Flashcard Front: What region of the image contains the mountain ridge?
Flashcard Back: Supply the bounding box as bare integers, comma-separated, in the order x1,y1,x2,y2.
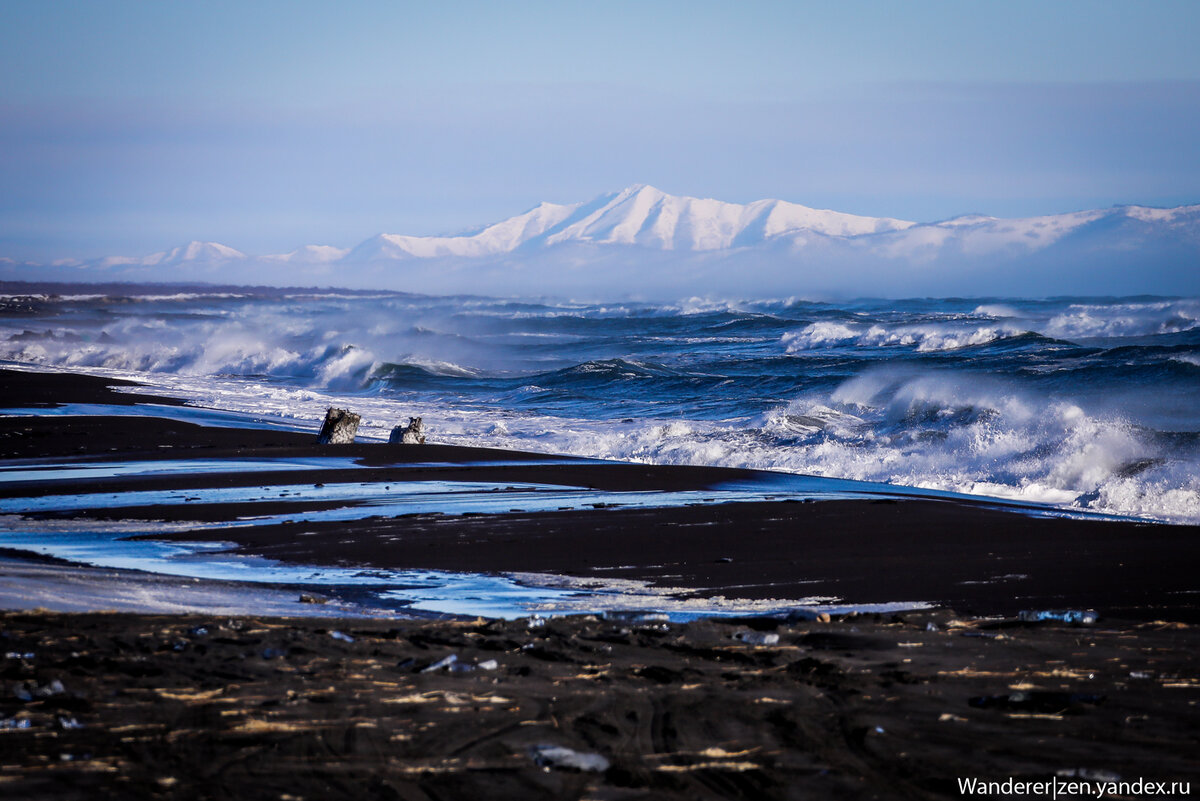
5,186,1198,298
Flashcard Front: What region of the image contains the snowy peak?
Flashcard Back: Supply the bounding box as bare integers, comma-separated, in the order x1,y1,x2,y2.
143,241,246,266
16,190,1199,280
542,185,915,251
341,186,919,261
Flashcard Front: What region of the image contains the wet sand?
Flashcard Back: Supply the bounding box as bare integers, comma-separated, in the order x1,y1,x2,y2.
0,553,407,619
1,367,1198,797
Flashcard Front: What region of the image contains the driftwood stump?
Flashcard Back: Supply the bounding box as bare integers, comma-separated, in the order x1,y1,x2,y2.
316,407,360,444
389,416,425,445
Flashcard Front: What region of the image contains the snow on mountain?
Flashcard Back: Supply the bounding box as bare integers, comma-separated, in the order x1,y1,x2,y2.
264,244,349,263
541,184,914,250
4,190,1197,298
44,190,1199,271
869,204,1200,262
869,208,1110,261
141,241,246,266
346,200,582,260
342,185,916,261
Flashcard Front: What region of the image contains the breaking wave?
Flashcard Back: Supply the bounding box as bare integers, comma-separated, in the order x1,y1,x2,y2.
2,288,1198,523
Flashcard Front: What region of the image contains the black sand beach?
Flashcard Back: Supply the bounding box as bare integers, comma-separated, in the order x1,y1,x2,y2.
1,367,1197,798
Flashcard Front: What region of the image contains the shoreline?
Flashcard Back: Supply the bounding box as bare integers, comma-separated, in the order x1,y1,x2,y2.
2,366,1199,621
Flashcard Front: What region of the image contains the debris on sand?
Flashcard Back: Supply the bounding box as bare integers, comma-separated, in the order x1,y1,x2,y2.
530,744,611,773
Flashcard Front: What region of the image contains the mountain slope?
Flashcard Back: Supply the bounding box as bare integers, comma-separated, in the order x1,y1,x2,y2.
344,185,916,260
144,241,246,266
540,184,914,250
346,200,584,260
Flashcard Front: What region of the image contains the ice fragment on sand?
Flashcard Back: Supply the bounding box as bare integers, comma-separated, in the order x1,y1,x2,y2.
735,631,780,646
530,744,610,772
602,610,669,623
329,631,354,643
477,659,499,671
316,407,360,445
1018,609,1098,625
421,654,458,673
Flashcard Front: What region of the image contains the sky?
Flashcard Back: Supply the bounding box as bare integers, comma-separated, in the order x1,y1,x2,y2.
2,0,1200,261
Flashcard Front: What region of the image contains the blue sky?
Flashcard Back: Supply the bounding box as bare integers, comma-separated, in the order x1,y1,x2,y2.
3,0,1200,260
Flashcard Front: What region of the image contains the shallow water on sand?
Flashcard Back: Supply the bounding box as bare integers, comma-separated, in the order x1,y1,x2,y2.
0,517,928,620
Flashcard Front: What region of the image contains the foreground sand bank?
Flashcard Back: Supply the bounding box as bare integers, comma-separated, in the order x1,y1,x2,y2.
1,609,1197,799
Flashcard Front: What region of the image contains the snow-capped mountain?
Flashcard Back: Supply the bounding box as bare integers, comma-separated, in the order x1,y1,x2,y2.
867,204,1200,262
337,185,1198,267
345,184,916,260
4,187,1198,297
85,241,247,270
143,241,246,266
346,200,580,260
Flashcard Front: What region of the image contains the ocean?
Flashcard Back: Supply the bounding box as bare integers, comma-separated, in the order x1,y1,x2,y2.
3,287,1198,525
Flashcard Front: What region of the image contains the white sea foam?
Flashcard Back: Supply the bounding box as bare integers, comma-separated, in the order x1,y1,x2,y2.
781,322,858,349
781,300,1200,355
782,321,1025,353
1043,299,1200,339
972,304,1021,318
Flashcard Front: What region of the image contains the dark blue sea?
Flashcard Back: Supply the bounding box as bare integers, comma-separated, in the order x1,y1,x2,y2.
3,288,1198,523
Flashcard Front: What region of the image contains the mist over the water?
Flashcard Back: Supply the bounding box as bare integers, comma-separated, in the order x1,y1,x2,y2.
3,288,1198,523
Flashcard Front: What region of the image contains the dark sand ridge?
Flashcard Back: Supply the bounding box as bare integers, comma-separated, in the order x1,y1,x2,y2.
1,367,1198,798
1,368,1198,621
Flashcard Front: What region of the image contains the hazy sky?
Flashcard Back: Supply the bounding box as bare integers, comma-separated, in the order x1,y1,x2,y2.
3,0,1200,260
